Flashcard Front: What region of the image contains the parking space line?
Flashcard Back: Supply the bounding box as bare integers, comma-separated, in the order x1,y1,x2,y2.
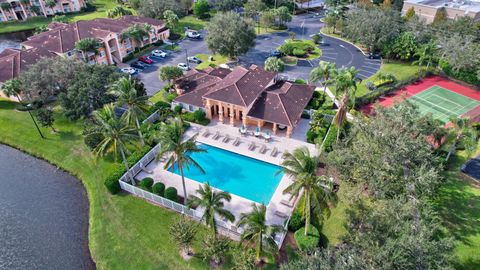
358,71,377,78
360,65,380,72
320,55,337,60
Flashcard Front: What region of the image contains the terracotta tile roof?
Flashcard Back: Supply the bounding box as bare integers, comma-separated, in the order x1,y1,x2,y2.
174,68,231,107
203,65,275,107
174,66,315,127
248,82,315,127
0,47,56,83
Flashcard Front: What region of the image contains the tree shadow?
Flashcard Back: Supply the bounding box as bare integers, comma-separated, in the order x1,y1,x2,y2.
0,100,18,110
57,130,80,141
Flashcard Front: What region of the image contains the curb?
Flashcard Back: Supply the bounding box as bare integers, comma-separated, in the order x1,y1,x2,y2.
319,28,368,56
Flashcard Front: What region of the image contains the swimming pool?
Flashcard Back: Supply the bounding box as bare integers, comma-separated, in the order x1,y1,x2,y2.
170,144,284,204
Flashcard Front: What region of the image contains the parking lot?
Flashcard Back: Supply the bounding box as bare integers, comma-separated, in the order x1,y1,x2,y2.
130,13,381,96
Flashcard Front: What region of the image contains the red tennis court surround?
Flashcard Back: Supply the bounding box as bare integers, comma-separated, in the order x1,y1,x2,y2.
361,76,480,114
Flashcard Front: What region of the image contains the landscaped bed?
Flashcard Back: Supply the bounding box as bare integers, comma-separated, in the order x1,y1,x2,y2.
194,54,229,70
277,39,321,60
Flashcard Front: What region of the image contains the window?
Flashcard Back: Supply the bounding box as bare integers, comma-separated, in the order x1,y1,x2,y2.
188,105,194,111
99,51,105,57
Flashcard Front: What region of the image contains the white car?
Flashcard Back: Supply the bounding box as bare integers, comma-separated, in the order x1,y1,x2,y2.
151,49,167,58
120,67,138,75
187,56,202,64
185,30,201,39
177,63,190,71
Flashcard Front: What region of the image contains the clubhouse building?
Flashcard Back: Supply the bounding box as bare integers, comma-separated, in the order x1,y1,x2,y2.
172,65,316,137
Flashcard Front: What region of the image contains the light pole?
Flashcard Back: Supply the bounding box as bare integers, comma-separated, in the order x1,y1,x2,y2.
185,49,189,69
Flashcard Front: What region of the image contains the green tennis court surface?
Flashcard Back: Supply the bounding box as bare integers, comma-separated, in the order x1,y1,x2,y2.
408,85,480,123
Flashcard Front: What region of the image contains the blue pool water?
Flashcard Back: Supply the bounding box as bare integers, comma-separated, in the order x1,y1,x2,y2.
170,144,284,204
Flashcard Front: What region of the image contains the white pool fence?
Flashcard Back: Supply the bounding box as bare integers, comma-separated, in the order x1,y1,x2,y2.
117,144,290,248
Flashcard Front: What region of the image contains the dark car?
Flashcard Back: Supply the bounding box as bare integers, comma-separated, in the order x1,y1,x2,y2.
138,56,154,64
270,50,282,58
368,52,381,59
130,61,145,70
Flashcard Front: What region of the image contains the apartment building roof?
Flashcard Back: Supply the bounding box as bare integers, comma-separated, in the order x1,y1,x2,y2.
405,0,480,13
23,16,166,54
0,47,56,83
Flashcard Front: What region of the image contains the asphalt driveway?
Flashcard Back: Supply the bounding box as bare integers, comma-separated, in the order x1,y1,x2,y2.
136,13,380,95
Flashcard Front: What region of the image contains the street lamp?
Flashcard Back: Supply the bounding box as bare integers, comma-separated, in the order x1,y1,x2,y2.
185,49,189,69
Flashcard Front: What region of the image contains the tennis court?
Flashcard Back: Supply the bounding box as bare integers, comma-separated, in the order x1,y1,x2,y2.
408,85,480,123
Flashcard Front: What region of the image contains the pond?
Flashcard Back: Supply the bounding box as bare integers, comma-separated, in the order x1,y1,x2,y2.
0,144,95,269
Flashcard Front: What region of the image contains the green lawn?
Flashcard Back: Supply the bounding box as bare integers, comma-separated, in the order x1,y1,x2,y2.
0,98,233,269
195,54,229,70
435,150,480,270
329,61,419,97
171,15,209,39
0,0,125,34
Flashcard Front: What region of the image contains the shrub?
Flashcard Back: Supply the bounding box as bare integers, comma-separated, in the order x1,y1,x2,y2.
152,182,166,196
366,81,376,91
104,146,153,194
322,125,337,152
165,187,178,202
294,226,320,251
83,132,103,151
139,177,154,191
294,78,307,84
288,208,305,231
174,104,183,114
311,34,322,44
192,109,207,122
165,93,177,103
292,48,306,57
278,42,295,55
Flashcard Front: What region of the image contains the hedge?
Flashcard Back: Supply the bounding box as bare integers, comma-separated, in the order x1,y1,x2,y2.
103,146,153,194
139,177,154,191
165,187,178,202
322,125,337,152
294,226,320,251
152,182,165,196
288,208,305,231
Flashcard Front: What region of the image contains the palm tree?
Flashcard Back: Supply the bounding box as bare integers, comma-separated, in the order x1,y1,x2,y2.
1,79,44,139
121,24,150,48
109,77,150,146
187,183,235,235
92,104,139,184
237,204,283,262
280,147,336,235
310,61,337,97
107,5,132,18
413,42,438,72
44,0,56,15
331,68,357,143
75,38,101,63
157,117,206,205
445,117,476,162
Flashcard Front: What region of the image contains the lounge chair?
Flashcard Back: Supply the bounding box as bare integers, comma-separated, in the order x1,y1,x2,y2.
212,131,220,140
274,210,288,219
232,137,240,146
222,134,231,143
280,198,295,207
202,129,211,137
259,144,267,154
248,142,256,151
270,147,278,157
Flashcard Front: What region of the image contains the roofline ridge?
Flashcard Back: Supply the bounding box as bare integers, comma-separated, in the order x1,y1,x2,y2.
277,93,293,126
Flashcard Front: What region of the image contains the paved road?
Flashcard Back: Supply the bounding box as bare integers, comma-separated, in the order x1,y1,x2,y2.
137,13,380,95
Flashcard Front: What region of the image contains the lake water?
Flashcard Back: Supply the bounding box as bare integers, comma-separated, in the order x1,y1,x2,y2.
0,30,33,53
0,144,95,269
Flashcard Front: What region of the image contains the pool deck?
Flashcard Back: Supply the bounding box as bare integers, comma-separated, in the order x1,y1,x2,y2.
136,120,317,227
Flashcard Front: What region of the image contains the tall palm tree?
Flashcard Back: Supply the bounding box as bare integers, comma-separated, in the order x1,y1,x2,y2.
92,104,139,184
1,79,45,139
280,147,336,235
75,38,101,63
157,117,206,205
238,204,283,262
331,68,357,143
187,183,235,235
310,61,337,98
109,77,150,146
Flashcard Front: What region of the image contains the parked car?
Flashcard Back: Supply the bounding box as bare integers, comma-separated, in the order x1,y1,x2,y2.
138,56,154,64
177,63,190,71
130,61,146,70
120,67,138,75
151,49,167,58
269,50,282,58
185,29,201,39
187,56,202,64
368,52,381,59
